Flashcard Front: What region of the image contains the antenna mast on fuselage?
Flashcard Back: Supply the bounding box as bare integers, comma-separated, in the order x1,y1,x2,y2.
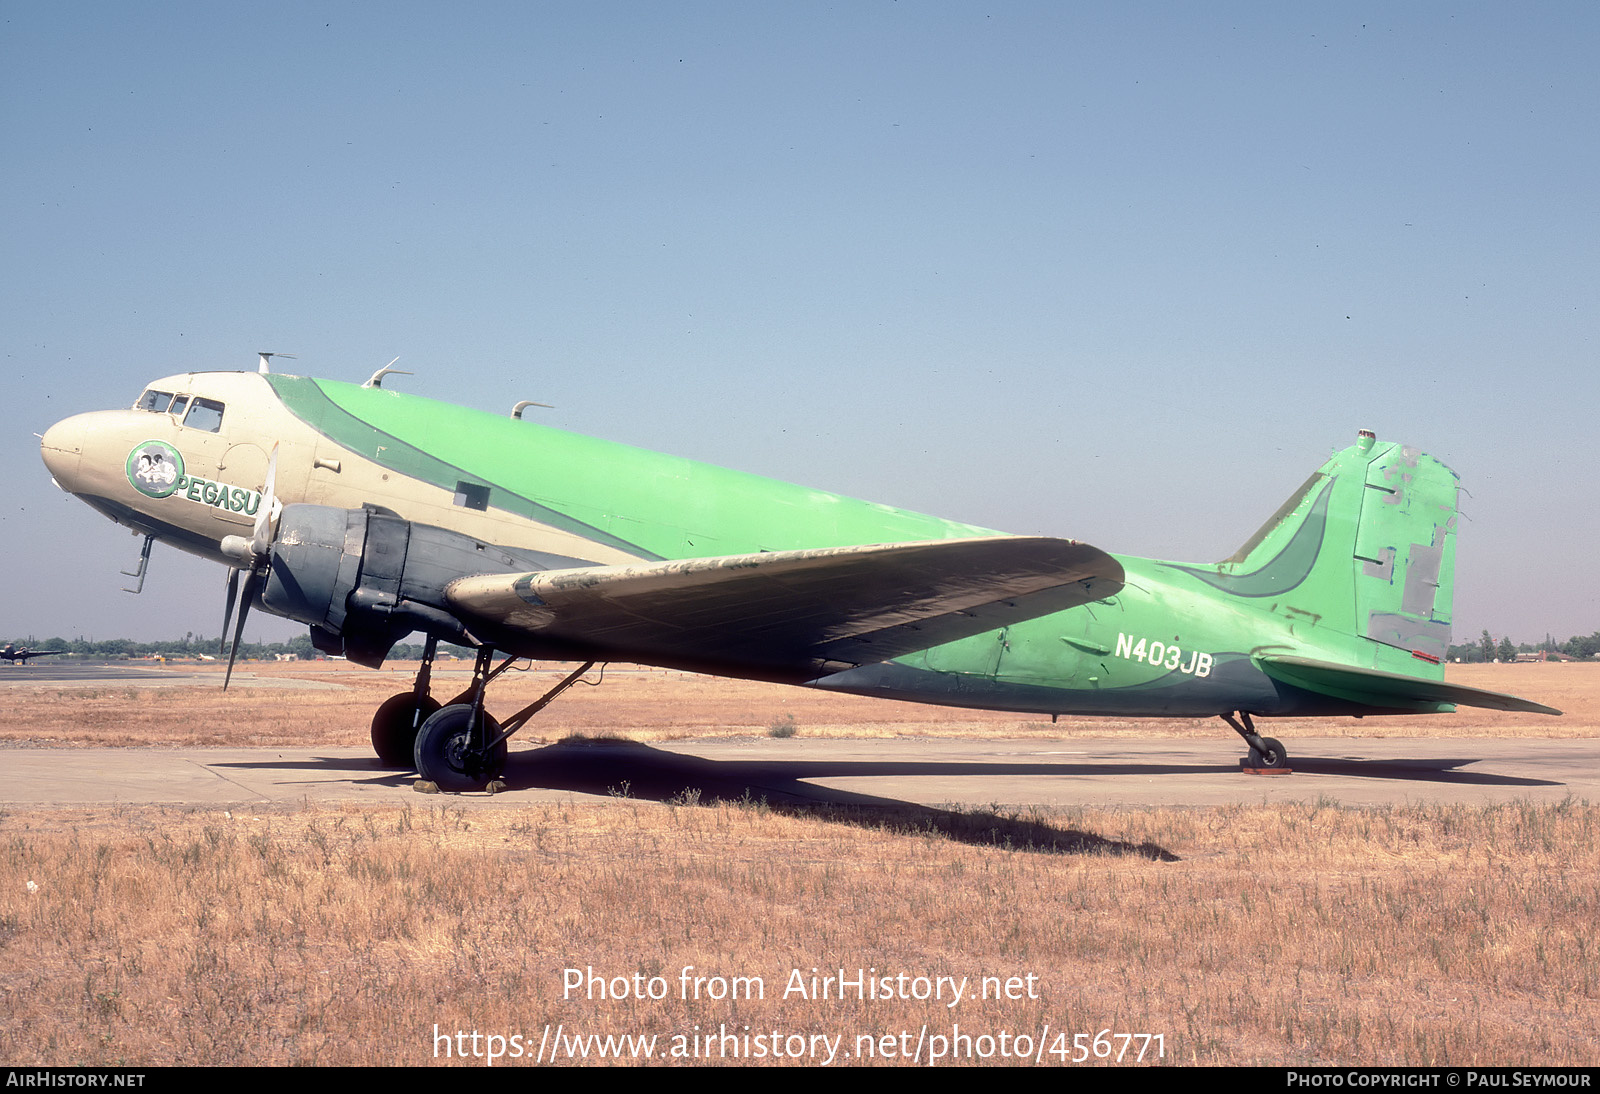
257,352,297,374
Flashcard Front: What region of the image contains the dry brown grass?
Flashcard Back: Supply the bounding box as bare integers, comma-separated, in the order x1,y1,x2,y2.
0,798,1595,1066
1,662,1593,1066
2,660,1593,749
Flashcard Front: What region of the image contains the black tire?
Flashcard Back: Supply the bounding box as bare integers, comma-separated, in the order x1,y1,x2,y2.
1255,737,1289,768
370,692,441,767
414,704,507,792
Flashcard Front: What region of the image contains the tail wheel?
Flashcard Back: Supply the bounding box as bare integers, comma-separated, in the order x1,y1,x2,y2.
1252,737,1289,769
414,704,507,792
370,693,442,767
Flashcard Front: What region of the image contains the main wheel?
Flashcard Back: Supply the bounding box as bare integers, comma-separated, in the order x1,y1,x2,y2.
1253,736,1289,769
370,693,442,767
414,704,507,792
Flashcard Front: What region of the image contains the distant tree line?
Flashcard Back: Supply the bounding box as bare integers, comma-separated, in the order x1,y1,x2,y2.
9,630,1598,665
1,633,474,662
1447,630,1600,663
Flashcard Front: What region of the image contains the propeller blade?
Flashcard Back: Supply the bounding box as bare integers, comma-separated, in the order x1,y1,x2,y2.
223,570,261,691
250,444,280,558
220,568,240,656
226,447,279,690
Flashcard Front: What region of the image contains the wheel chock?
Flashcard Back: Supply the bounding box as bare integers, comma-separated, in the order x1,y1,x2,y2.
1240,758,1294,775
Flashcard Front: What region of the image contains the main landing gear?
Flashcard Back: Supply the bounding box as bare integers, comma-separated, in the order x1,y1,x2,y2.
370,636,442,765
370,640,597,793
1221,711,1291,774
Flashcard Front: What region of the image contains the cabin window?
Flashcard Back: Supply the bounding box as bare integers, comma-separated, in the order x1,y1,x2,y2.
135,389,175,412
453,481,490,511
183,397,225,433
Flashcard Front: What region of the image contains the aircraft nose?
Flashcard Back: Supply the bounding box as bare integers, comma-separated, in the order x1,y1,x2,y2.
39,414,87,489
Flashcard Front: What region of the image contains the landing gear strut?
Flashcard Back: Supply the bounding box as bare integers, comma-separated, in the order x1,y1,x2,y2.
410,647,598,793
370,635,442,766
1221,711,1290,772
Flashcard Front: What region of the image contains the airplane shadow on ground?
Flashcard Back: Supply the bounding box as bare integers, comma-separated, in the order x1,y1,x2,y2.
217,740,1177,860
1281,755,1560,784
510,739,1178,860
215,739,1557,861
501,738,1559,792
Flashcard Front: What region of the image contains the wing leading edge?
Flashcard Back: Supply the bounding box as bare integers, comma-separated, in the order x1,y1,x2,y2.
445,537,1125,679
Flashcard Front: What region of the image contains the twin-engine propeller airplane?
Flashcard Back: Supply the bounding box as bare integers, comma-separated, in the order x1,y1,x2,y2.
2,643,68,664
38,358,1558,791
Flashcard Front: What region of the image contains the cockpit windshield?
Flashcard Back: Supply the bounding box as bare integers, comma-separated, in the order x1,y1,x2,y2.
135,389,175,412
133,388,226,431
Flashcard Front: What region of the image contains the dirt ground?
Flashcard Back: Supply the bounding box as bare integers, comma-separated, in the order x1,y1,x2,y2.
1,658,1590,749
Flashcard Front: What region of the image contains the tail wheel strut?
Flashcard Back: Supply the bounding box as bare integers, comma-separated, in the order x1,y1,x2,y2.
1221,711,1290,772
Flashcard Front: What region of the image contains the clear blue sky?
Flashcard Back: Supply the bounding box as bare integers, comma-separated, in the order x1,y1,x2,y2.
3,2,1595,647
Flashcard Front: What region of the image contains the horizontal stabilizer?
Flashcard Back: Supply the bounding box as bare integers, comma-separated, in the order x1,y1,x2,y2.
1258,654,1563,715
446,537,1124,677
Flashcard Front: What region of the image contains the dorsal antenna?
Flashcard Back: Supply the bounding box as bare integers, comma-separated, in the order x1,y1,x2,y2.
512,399,555,419
364,357,414,389
257,352,297,374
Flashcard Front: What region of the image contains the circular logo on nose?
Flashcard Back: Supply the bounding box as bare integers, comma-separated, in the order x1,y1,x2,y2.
126,440,185,499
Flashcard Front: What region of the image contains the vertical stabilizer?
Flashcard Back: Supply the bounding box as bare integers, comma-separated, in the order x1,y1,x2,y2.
1169,431,1458,678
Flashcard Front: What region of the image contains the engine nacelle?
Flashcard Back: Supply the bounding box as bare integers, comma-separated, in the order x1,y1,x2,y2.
260,504,583,667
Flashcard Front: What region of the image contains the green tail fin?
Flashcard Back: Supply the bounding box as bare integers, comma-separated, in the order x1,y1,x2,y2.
1161,433,1557,714
1173,431,1458,673
1248,436,1559,715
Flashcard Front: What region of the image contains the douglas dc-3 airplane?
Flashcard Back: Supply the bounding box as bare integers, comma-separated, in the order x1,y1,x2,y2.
38,358,1559,791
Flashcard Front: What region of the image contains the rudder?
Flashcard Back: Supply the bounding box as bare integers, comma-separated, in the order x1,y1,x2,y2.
1350,433,1458,668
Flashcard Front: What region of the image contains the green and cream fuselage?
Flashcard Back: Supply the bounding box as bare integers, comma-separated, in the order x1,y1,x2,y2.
40,369,1552,724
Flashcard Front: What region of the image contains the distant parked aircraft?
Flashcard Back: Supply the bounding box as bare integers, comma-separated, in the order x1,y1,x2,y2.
2,643,68,664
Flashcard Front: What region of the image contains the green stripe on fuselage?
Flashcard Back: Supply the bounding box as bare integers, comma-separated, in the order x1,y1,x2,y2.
264,374,999,560
265,374,658,558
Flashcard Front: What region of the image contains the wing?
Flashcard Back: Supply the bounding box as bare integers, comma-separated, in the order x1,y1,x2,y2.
445,536,1124,679
1257,654,1563,715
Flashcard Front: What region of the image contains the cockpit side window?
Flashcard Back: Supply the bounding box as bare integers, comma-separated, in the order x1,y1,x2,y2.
183,397,225,433
168,395,190,419
135,389,175,412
